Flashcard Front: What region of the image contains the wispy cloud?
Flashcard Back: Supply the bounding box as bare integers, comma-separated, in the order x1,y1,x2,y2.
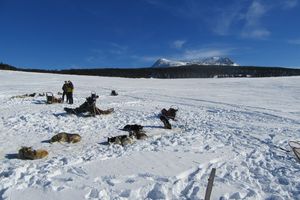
282,0,298,8
212,1,244,36
85,49,107,63
145,0,297,40
214,0,298,39
245,1,266,27
144,0,204,19
288,39,300,45
181,47,233,60
109,43,128,55
86,42,129,63
131,55,160,62
241,29,270,39
240,1,271,39
171,40,186,49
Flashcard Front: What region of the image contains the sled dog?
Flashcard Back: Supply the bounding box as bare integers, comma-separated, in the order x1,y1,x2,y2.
50,132,81,143
18,146,48,160
161,108,178,120
107,135,135,146
129,130,148,140
160,115,172,129
123,124,143,132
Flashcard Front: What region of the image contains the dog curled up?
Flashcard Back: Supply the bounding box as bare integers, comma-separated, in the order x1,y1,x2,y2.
107,135,135,146
50,132,81,143
18,146,48,160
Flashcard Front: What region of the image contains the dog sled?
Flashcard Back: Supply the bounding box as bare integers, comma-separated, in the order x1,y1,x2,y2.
46,92,63,104
289,141,300,162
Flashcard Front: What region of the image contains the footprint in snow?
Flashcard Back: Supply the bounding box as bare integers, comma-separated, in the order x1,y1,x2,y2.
85,188,99,199
67,167,87,177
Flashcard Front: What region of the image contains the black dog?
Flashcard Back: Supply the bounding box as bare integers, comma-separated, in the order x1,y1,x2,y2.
161,108,178,120
160,115,172,129
122,124,143,132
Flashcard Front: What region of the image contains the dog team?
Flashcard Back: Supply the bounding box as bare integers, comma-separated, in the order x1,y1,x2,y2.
13,81,178,160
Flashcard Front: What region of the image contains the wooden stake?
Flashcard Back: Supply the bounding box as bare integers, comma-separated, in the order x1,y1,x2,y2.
204,168,216,200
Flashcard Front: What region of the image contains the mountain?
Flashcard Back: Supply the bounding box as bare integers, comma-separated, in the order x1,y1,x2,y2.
152,57,239,68
151,58,188,68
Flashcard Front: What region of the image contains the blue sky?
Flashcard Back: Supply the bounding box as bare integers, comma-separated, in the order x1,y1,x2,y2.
0,0,300,69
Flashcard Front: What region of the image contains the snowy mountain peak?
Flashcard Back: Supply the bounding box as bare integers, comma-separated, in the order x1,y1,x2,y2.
152,57,239,68
152,58,187,68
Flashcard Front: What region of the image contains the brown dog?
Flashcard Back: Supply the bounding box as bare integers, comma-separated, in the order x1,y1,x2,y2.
50,132,81,143
129,130,148,140
18,147,48,160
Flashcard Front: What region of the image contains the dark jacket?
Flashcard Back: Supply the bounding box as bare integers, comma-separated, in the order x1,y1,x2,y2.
62,84,68,92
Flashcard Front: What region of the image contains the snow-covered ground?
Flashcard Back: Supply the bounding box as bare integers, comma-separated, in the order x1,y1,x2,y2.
0,70,300,200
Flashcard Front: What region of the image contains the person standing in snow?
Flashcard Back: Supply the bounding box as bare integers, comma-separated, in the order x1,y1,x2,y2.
67,80,74,104
62,81,68,102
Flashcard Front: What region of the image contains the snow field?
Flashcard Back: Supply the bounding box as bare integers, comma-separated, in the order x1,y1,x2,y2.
0,70,300,200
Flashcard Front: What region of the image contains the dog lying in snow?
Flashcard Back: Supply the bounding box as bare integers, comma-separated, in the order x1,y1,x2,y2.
122,124,147,140
18,146,48,160
129,130,148,140
107,135,135,146
10,93,36,99
122,124,143,132
50,132,81,143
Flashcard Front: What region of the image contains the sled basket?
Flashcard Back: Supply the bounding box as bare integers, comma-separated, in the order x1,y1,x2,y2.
46,92,54,104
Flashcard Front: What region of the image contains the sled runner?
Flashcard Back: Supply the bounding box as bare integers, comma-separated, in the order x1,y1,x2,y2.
293,148,300,161
289,141,300,161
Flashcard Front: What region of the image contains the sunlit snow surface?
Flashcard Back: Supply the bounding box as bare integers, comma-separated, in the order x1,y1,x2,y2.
0,70,300,200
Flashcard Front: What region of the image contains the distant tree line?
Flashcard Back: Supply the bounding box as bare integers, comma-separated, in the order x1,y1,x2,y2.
58,65,300,78
0,63,17,70
1,62,300,78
